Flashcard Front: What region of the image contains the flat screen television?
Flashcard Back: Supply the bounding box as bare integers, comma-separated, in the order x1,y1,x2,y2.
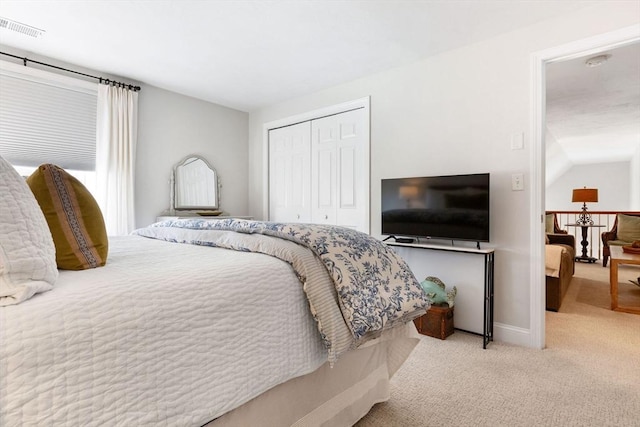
381,173,490,242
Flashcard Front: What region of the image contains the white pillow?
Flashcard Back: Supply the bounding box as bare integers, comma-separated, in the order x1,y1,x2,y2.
0,156,58,305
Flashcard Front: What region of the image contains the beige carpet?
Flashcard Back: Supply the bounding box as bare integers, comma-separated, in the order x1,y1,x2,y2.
576,280,640,310
356,261,640,427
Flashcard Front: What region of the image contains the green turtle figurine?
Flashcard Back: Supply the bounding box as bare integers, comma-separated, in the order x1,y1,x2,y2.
420,276,457,307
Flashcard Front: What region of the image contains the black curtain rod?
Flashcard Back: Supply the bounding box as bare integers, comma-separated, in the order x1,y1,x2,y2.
0,51,141,91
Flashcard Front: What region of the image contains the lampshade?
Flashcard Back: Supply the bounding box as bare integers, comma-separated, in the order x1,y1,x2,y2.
399,185,419,199
572,188,598,203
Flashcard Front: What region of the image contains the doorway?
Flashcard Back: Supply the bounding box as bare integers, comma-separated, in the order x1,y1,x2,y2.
530,25,640,349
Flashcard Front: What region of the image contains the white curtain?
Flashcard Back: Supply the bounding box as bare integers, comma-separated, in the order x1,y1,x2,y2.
96,85,138,236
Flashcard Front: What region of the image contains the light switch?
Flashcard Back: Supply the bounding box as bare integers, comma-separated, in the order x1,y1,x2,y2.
511,133,524,150
512,173,524,191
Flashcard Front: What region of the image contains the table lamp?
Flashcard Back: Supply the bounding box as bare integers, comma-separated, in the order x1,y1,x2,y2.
399,185,419,208
572,187,598,225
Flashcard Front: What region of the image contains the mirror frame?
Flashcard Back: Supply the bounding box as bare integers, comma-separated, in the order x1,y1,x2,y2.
172,155,219,210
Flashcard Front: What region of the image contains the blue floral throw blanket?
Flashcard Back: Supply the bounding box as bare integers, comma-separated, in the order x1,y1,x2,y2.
134,219,428,359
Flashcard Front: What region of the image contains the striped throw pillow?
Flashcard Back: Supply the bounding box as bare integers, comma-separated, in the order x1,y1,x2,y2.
27,164,108,270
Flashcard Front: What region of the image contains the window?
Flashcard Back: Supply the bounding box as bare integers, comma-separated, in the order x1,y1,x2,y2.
11,165,96,193
0,60,98,193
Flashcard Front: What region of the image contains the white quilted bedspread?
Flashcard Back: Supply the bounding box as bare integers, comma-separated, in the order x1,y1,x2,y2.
0,236,326,426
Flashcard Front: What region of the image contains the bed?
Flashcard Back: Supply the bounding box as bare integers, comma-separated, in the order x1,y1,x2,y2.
0,158,428,426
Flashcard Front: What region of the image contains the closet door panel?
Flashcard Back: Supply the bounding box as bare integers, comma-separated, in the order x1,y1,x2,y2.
268,104,368,232
290,152,307,210
317,150,334,208
268,122,311,223
271,155,287,210
339,145,356,209
311,109,367,230
311,116,338,225
336,110,363,230
335,109,368,231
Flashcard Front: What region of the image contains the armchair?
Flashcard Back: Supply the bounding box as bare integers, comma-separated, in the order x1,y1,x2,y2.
545,213,567,234
602,213,640,267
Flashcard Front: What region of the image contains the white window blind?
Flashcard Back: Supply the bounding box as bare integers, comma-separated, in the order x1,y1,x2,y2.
0,60,98,171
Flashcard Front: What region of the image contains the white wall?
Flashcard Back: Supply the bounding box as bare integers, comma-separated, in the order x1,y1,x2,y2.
136,87,248,227
545,130,572,186
546,162,631,212
247,3,640,341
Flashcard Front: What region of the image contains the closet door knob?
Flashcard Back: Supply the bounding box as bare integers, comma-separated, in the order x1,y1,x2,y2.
297,214,300,219
324,215,328,220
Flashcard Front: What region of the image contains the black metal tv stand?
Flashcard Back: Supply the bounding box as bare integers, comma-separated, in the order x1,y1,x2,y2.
384,236,483,250
385,241,495,349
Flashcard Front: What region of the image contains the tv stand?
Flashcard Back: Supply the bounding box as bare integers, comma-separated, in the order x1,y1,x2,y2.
385,241,494,349
418,238,481,250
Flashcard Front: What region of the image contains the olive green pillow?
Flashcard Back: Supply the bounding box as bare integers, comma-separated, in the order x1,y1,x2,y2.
27,164,108,270
545,214,555,234
617,214,640,243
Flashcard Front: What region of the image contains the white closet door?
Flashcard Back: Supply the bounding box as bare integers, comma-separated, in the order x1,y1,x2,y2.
268,122,311,223
311,108,367,232
311,116,336,226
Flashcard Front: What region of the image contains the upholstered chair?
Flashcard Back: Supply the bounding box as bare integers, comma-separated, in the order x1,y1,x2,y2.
545,213,567,234
602,213,640,267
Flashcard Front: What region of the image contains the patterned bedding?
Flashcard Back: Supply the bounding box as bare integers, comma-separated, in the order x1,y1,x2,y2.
0,236,327,426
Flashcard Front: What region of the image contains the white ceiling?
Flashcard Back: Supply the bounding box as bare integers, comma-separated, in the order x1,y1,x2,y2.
545,42,640,179
1,0,637,172
1,0,596,112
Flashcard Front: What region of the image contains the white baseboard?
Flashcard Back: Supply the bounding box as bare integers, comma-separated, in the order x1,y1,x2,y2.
493,322,533,348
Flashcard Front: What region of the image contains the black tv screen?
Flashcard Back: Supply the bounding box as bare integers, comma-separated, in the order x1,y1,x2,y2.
381,173,490,242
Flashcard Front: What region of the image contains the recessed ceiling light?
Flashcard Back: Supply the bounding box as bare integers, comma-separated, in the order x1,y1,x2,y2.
0,17,45,38
584,54,611,68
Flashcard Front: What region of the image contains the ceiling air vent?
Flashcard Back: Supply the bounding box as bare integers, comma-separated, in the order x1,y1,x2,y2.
0,17,45,38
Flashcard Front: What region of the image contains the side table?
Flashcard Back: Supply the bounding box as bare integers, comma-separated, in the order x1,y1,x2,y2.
386,241,494,349
565,223,606,263
609,246,640,314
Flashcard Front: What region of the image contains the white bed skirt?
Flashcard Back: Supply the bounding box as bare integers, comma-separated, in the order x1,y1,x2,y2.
207,322,420,427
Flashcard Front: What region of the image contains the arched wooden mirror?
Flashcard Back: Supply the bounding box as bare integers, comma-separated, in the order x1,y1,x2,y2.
173,155,219,210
